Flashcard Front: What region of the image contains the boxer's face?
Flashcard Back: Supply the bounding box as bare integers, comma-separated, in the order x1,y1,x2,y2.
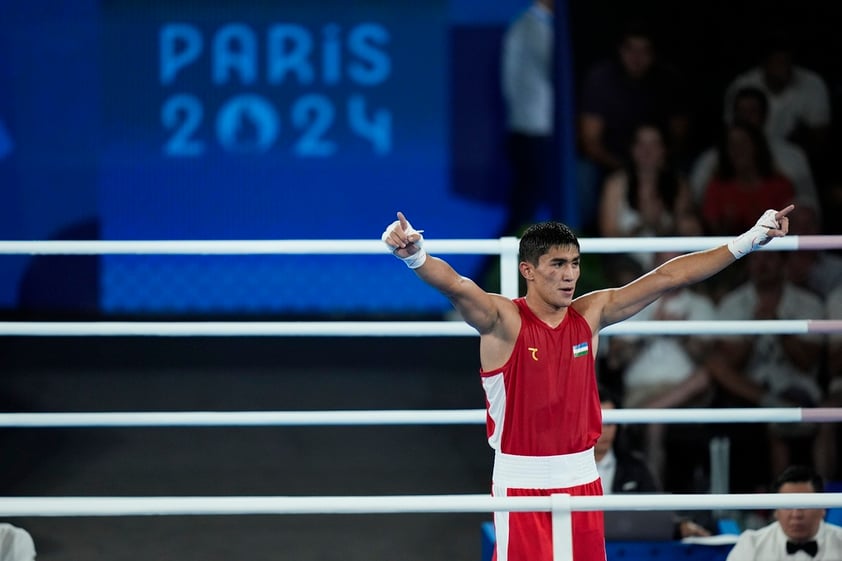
523,245,581,309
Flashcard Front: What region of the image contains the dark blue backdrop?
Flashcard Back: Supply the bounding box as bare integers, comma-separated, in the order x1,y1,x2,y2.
0,0,571,316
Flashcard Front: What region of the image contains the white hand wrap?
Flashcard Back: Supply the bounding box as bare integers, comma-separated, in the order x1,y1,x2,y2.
727,209,780,259
399,247,427,269
381,224,427,269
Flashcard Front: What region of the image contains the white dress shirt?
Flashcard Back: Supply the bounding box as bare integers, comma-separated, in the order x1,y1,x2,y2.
723,66,831,142
716,282,824,403
726,520,842,561
595,449,617,494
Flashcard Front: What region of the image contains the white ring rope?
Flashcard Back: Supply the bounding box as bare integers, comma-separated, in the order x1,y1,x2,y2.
1,319,840,337
0,493,840,518
1,407,841,428
0,235,839,255
3,235,840,538
0,409,484,428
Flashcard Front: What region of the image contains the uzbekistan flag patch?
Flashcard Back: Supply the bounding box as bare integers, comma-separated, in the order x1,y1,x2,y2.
572,342,589,357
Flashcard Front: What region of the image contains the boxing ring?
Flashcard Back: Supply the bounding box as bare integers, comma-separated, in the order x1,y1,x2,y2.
2,234,842,560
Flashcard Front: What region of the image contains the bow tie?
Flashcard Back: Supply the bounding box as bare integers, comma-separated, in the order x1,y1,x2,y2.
787,540,818,556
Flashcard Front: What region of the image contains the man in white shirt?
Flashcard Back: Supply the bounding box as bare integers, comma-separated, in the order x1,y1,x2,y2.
723,36,830,144
595,384,711,538
502,0,553,141
707,249,825,483
784,205,842,299
814,286,842,483
726,465,842,560
498,0,556,237
722,33,830,168
605,251,717,485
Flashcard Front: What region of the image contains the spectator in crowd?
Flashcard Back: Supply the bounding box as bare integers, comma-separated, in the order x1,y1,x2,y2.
705,250,824,484
603,250,716,485
784,205,842,300
723,31,832,176
598,122,699,272
821,175,842,235
499,0,555,238
690,86,819,212
596,383,660,494
814,284,842,481
596,384,712,538
479,0,555,290
702,121,796,236
726,465,842,561
577,18,690,234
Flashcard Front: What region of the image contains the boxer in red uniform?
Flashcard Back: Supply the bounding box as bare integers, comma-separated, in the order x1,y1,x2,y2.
382,206,793,561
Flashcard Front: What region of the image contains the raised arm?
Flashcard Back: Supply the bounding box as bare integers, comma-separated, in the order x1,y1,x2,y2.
577,205,794,329
381,212,506,334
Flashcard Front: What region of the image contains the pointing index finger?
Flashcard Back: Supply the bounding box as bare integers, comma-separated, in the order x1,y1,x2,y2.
397,211,409,231
775,204,795,222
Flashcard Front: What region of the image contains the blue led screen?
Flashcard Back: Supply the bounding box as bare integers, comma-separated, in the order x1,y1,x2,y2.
0,0,535,316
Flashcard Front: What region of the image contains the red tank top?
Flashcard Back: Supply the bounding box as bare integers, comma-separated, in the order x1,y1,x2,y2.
480,298,602,456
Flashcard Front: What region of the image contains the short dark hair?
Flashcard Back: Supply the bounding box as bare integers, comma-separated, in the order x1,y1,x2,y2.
518,221,580,265
760,30,796,60
773,465,824,493
618,18,656,46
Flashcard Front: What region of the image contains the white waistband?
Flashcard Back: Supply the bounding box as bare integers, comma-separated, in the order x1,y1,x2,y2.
493,448,598,489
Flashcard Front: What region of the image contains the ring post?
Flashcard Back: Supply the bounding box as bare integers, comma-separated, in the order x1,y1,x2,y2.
500,236,520,299
550,493,573,561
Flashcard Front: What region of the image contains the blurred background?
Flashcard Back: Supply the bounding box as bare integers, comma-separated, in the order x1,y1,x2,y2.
1,0,841,559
